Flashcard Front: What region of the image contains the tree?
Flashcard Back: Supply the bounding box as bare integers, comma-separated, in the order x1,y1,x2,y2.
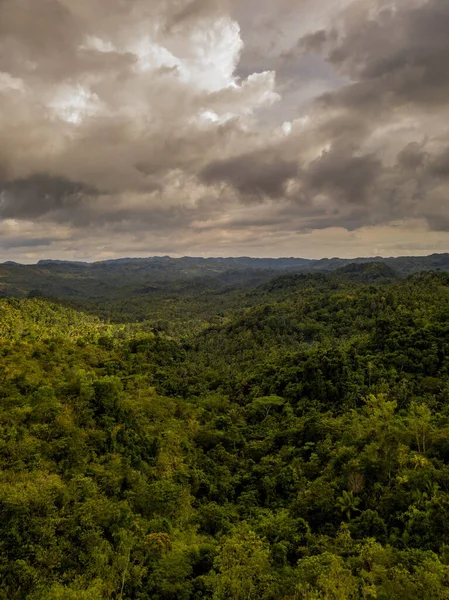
336,491,361,521
296,552,358,599
208,523,272,600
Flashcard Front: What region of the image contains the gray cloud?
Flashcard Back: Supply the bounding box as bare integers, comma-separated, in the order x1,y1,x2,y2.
201,148,298,198
304,149,381,205
396,142,428,172
328,0,449,106
0,175,96,219
286,0,449,232
0,0,449,260
429,148,449,179
0,236,54,249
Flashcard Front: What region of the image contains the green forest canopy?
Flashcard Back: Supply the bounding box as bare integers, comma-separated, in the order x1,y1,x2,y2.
1,267,449,598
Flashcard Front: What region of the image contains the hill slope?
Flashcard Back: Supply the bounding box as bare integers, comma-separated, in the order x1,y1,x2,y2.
0,253,448,302
1,272,449,598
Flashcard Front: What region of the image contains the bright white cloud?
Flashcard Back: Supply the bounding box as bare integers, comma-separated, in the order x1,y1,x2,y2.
49,85,102,123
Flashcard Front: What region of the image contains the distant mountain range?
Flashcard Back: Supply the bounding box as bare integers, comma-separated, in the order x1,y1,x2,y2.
0,253,448,301
32,252,449,273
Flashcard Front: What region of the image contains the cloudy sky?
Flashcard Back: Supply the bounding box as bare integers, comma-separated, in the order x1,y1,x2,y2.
1,0,449,261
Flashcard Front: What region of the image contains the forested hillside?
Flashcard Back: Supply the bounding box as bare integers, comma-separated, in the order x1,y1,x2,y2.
2,269,449,599
1,254,449,304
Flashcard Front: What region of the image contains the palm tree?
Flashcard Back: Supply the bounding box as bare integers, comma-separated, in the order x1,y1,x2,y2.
336,490,361,520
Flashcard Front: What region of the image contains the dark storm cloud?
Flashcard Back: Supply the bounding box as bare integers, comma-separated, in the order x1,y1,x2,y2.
429,148,449,179
299,30,328,55
0,175,96,219
276,0,449,231
396,143,427,172
304,149,381,205
0,236,54,249
201,149,298,198
328,0,449,106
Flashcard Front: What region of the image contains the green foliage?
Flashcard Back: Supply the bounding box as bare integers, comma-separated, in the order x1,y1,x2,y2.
1,270,449,598
208,523,272,599
336,491,361,521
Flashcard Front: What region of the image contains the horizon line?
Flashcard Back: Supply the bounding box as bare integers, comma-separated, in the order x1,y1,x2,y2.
1,252,449,267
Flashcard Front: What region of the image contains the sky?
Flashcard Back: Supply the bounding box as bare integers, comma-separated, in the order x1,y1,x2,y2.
1,0,449,262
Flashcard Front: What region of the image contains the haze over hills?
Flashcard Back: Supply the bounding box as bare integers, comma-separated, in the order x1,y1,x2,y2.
1,253,449,302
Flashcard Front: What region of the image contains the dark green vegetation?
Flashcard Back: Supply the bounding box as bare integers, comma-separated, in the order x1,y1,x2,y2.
1,253,448,327
2,261,449,598
1,253,449,301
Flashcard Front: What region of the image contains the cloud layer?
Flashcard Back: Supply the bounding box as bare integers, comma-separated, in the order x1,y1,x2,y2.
0,0,448,260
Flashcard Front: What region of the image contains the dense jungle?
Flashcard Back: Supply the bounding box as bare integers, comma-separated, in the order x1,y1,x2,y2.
1,257,449,599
